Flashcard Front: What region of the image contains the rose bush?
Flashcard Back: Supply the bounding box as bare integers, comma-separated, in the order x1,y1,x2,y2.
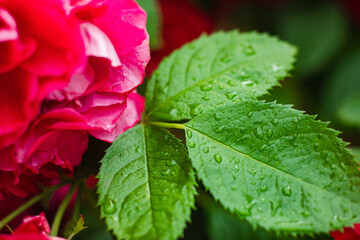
0,0,149,204
0,212,65,240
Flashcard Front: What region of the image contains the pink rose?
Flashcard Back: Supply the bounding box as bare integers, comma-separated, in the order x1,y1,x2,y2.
0,0,86,148
46,0,149,142
0,212,65,240
0,113,88,199
0,0,149,201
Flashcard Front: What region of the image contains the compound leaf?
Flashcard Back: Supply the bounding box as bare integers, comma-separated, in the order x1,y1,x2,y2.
184,100,360,234
145,31,296,121
97,125,196,240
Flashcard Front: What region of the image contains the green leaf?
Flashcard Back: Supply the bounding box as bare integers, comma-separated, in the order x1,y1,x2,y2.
184,100,360,234
145,31,296,121
338,94,360,129
97,125,196,240
137,0,162,49
67,215,87,240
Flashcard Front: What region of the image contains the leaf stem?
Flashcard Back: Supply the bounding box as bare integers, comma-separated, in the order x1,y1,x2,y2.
147,122,185,129
0,190,50,231
50,183,78,236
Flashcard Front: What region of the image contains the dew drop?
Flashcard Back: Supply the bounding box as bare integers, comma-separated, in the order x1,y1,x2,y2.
202,96,211,101
170,109,178,117
190,104,205,117
214,125,225,133
227,80,236,86
301,210,310,217
161,169,171,176
242,80,255,87
119,152,124,158
234,165,239,172
103,196,117,214
235,159,240,164
273,119,279,126
282,186,292,196
166,160,176,166
258,186,268,192
214,154,222,163
272,64,283,72
188,142,196,148
243,45,256,56
220,56,231,63
254,128,263,139
135,145,140,153
270,199,281,216
214,113,222,121
200,84,213,91
236,135,249,143
247,168,257,175
186,130,192,138
225,92,237,100
247,112,254,118
203,147,209,153
267,129,273,138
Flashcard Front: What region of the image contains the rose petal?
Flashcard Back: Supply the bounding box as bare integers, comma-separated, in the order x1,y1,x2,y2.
90,92,144,142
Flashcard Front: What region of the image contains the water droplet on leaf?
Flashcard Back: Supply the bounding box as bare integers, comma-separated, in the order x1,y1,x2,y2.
202,96,210,100
203,147,209,153
242,80,255,87
103,196,117,214
258,186,268,192
214,125,225,133
190,104,205,117
214,154,222,163
272,64,283,72
200,84,213,91
161,169,171,176
170,109,178,117
225,92,237,100
282,186,292,196
186,130,192,138
214,113,222,121
188,142,196,148
243,45,256,56
247,169,257,175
